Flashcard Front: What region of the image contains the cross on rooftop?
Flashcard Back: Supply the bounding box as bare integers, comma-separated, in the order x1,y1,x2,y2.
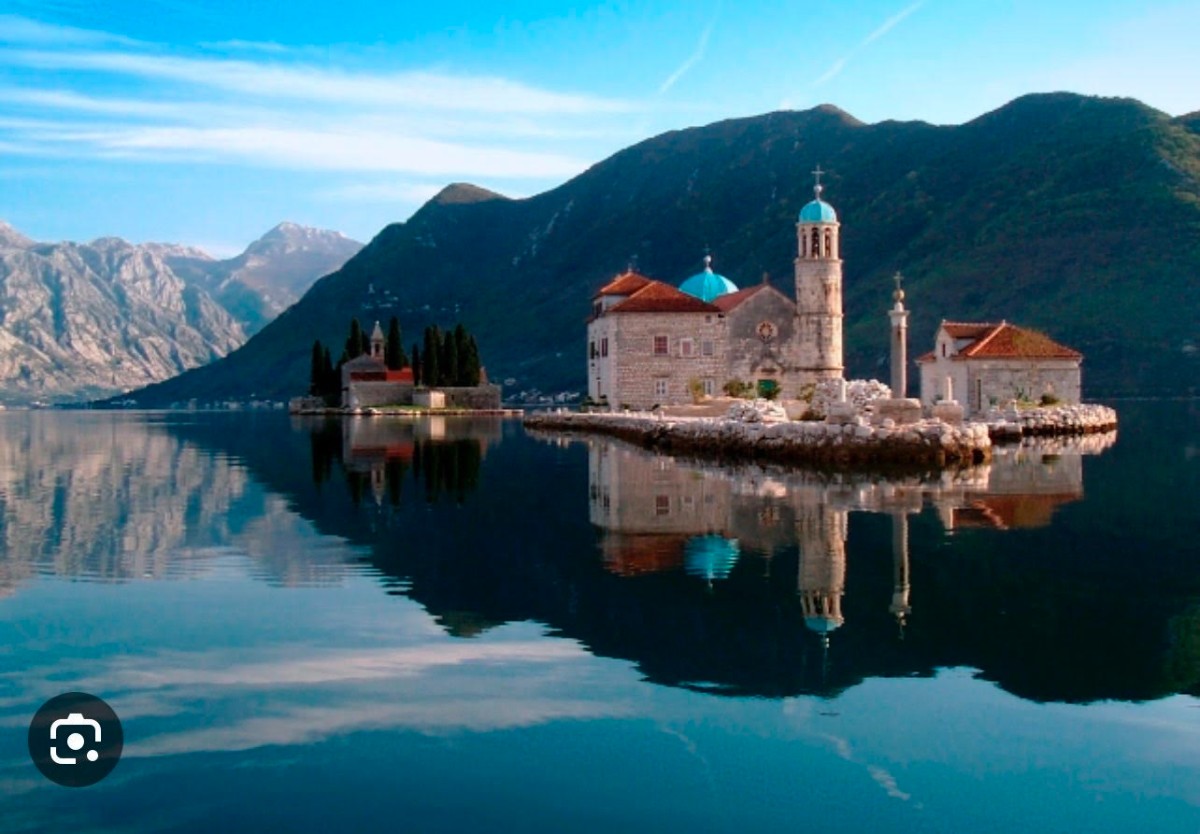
812,165,825,198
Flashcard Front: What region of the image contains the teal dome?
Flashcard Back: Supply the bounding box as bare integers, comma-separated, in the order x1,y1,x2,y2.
799,199,837,223
679,256,738,303
683,536,741,581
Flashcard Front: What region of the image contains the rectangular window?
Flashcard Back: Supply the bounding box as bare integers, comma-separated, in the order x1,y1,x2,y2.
589,341,596,360
679,338,695,357
655,495,670,516
654,379,668,397
601,337,608,357
703,378,715,396
653,335,668,355
701,340,714,357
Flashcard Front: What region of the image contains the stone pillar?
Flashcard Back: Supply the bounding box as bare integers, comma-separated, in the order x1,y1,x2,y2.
889,276,909,397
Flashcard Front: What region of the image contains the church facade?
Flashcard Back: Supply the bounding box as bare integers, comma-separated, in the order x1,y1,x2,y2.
586,176,845,410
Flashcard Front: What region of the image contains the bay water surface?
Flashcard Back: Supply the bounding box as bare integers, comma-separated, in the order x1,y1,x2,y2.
0,404,1197,832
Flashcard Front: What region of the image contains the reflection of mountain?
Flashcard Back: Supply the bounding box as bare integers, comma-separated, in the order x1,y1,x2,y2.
153,409,1200,705
0,413,353,595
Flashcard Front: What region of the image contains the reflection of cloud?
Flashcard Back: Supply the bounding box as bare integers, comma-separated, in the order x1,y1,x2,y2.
71,640,588,691
0,636,635,760
132,696,629,758
821,732,915,804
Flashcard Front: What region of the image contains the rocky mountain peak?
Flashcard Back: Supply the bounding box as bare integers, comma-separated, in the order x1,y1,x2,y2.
0,220,33,249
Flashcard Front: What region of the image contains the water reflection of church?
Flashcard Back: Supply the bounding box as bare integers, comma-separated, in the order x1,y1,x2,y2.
586,431,1113,645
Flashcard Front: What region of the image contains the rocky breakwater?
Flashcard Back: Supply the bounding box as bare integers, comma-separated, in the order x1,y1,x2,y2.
984,403,1118,441
526,401,992,470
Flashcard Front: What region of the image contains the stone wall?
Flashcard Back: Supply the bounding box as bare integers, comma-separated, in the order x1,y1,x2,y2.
724,287,809,398
439,384,502,410
346,381,414,408
609,312,728,410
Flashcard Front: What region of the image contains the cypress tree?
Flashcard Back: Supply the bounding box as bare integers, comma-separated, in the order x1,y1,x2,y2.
321,346,335,399
385,317,406,370
411,343,422,386
464,335,482,386
423,326,440,387
442,329,458,388
453,324,469,385
346,318,364,359
310,340,323,395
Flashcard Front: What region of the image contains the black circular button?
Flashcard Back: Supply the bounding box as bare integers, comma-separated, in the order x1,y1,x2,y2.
28,692,124,787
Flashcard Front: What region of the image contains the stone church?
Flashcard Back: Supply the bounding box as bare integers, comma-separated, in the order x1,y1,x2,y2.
587,174,844,410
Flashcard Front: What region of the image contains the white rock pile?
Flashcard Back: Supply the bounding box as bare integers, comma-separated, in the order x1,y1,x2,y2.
808,379,892,418
727,399,789,423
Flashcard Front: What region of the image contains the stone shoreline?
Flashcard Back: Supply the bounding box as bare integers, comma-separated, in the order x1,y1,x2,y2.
983,403,1118,441
525,411,993,470
289,406,522,417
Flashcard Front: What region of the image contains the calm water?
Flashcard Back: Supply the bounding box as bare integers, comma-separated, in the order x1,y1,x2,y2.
0,404,1198,832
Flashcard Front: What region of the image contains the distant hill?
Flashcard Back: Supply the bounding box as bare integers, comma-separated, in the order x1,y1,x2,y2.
0,223,361,404
118,93,1200,406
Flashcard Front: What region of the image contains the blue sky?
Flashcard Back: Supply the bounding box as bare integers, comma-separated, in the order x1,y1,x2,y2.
1,0,1197,254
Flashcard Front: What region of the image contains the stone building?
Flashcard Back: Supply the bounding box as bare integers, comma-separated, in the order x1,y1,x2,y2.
586,172,844,410
916,321,1083,415
341,320,500,409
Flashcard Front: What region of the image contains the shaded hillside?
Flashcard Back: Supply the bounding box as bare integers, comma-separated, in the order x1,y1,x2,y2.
122,93,1200,405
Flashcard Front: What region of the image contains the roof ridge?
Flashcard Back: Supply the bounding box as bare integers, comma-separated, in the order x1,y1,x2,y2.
962,322,1006,357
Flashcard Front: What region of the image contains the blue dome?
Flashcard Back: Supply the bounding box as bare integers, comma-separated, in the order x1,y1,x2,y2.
679,257,738,303
683,536,741,581
799,199,838,223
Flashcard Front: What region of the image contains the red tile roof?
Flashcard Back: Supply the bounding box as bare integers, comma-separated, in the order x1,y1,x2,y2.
927,321,1082,361
608,280,722,314
941,322,995,340
711,283,770,311
960,323,1082,359
597,270,654,297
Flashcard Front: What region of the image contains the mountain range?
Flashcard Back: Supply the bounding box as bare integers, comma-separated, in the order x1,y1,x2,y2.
116,92,1200,405
0,222,361,405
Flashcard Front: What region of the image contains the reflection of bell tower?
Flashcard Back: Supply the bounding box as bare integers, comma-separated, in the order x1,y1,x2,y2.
889,513,912,634
794,166,844,382
796,502,848,646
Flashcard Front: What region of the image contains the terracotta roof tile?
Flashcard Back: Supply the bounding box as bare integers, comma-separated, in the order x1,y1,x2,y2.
711,283,769,311
609,280,722,314
960,323,1082,360
597,270,654,297
915,350,936,363
942,321,996,339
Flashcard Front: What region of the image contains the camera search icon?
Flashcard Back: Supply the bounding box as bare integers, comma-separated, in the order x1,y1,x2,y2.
29,693,123,787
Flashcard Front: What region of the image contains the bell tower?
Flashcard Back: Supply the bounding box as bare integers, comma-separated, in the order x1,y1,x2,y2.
794,166,844,382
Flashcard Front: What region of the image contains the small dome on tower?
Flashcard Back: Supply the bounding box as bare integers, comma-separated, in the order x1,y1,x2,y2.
679,255,738,303
799,166,838,223
799,199,838,223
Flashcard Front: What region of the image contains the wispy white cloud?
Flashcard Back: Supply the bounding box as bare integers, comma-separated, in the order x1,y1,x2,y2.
813,1,925,88
659,20,715,94
0,48,634,115
0,16,644,187
0,14,141,47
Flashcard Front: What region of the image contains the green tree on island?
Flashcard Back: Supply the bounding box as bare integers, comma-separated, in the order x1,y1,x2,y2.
385,316,407,370
411,343,421,386
422,326,441,387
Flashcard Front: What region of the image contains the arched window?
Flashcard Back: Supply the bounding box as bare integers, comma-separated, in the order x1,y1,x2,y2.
811,228,820,259
801,232,807,258
824,230,832,258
